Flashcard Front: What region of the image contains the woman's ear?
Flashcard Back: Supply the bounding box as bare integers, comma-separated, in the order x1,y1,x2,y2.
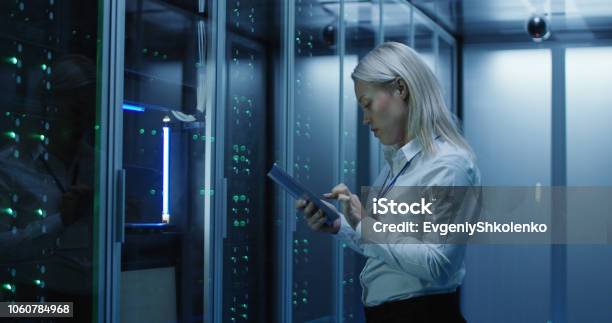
395,77,409,101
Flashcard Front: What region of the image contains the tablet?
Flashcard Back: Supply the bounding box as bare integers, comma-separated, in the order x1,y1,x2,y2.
267,165,340,224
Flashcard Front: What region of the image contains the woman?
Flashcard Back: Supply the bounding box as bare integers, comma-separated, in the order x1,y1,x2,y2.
296,42,481,322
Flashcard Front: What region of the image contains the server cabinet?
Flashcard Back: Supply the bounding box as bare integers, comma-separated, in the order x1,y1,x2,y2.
284,1,346,322
118,0,212,322
211,1,282,322
218,0,276,318
0,1,107,322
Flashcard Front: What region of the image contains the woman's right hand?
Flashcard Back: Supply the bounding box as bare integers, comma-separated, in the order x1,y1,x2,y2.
323,183,363,230
295,199,341,234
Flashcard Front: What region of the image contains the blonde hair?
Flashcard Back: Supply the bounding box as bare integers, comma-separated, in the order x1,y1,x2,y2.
351,41,474,158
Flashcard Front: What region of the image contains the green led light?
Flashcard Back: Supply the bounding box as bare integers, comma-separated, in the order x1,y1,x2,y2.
6,57,18,65
94,125,100,131
151,129,157,136
33,279,42,286
41,64,47,71
233,220,239,227
4,208,14,216
6,131,16,139
38,134,45,141
139,128,145,135
36,208,45,217
2,283,14,292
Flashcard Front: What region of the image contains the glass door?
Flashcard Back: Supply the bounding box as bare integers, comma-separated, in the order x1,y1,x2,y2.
119,0,210,322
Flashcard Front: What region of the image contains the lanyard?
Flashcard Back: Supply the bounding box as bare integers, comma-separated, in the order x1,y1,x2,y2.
377,152,421,199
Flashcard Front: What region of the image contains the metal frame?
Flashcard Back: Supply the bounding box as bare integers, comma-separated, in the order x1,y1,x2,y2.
210,1,226,322
203,0,218,321
99,0,126,322
97,0,112,321
550,45,567,323
335,0,347,320
276,1,296,322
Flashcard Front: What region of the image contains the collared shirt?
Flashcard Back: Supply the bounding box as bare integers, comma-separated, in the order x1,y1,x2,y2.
335,133,481,307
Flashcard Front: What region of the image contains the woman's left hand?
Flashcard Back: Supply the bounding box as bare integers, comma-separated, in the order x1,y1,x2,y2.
296,198,341,234
323,183,363,230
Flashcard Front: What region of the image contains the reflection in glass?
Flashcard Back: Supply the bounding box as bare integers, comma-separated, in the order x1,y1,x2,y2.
0,2,100,321
383,0,412,45
413,13,436,72
437,37,455,112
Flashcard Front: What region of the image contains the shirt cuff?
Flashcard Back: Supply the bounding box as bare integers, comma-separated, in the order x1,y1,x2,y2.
335,213,358,242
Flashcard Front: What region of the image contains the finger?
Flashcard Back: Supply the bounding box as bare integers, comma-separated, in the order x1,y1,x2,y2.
304,201,316,215
303,207,316,221
307,209,323,226
324,183,350,199
311,212,327,230
295,199,306,209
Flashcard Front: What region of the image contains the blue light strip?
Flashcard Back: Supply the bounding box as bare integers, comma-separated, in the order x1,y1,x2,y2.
162,126,170,223
122,103,145,112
